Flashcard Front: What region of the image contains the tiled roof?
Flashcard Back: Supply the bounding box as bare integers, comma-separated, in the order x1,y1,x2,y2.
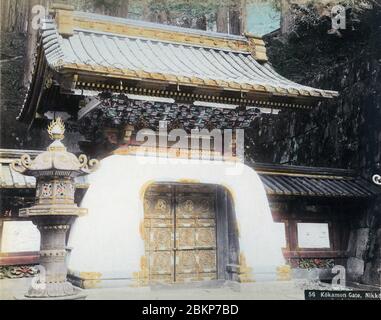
39,12,338,99
255,164,379,198
18,7,339,123
259,174,377,198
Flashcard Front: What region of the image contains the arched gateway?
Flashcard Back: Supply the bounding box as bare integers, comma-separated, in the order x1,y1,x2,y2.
67,155,286,288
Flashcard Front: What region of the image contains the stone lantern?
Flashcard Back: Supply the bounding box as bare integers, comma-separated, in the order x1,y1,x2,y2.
11,118,99,299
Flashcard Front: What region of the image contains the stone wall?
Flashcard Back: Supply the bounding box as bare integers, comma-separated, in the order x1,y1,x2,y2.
352,200,381,285
254,5,381,286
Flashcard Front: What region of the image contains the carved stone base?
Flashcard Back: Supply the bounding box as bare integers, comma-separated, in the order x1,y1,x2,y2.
15,290,86,300
15,284,86,300
25,280,77,298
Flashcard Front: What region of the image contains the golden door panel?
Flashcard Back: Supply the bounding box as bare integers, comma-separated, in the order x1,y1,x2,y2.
196,228,216,249
176,250,198,274
176,198,197,218
144,184,217,283
176,227,196,249
176,196,214,219
198,273,217,281
148,251,174,277
176,218,196,228
196,219,215,227
176,227,215,250
198,250,217,273
148,227,173,251
175,250,217,281
149,274,173,283
144,195,172,219
148,218,173,228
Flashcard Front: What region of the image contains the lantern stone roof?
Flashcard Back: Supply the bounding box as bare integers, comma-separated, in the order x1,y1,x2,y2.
0,149,88,189
19,5,338,124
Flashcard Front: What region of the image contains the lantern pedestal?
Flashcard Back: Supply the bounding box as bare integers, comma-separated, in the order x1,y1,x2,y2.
13,216,88,300
24,216,81,299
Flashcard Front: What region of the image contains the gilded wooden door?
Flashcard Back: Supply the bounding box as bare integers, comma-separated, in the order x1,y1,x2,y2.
144,184,217,283
144,184,174,283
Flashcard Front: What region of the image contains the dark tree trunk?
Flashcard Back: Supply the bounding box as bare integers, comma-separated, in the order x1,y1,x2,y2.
216,7,229,33
280,0,293,35
116,0,129,18
1,0,29,33
229,7,241,35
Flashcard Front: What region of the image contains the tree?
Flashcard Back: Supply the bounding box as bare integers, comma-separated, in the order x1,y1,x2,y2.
216,6,229,32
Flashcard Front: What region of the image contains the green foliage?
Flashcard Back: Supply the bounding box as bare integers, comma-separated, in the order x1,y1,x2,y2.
93,0,124,10
149,0,219,18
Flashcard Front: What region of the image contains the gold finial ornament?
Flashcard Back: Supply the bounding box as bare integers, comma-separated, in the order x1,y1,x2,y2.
47,117,65,141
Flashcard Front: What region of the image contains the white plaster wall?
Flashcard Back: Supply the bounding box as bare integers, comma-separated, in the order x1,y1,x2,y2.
1,221,40,253
68,155,285,281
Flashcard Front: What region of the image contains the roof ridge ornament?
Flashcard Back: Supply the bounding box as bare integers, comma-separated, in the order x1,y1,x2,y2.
52,3,74,37
244,33,268,62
